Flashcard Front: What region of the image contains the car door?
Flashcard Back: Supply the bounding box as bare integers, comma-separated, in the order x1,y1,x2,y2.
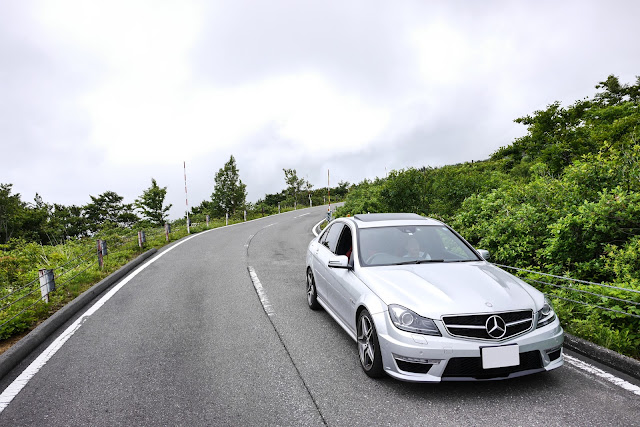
312,223,344,313
327,225,362,334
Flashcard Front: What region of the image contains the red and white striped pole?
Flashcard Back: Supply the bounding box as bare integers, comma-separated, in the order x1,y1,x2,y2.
327,169,331,221
184,161,190,234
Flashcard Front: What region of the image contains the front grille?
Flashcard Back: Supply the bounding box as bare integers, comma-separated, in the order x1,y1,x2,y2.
442,350,543,379
442,310,533,341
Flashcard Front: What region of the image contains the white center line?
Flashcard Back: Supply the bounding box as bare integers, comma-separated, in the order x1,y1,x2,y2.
248,266,275,317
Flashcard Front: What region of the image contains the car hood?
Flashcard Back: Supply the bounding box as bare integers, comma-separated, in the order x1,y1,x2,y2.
356,262,543,319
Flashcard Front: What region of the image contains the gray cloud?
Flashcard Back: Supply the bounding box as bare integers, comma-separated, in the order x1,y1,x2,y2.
1,0,639,220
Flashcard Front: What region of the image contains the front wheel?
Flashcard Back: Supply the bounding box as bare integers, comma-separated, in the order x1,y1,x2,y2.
357,310,384,378
306,269,320,310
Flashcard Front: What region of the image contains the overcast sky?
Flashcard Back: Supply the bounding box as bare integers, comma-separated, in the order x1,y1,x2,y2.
1,0,639,219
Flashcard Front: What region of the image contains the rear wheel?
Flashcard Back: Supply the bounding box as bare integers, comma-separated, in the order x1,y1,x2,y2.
306,269,320,310
357,310,384,378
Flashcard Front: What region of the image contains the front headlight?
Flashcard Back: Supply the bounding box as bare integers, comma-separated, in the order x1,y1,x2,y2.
536,296,557,328
388,304,441,336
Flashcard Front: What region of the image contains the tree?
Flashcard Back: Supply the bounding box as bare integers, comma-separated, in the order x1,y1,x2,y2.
135,178,172,226
84,191,138,231
48,204,89,241
211,155,247,215
283,168,305,207
0,183,24,244
303,179,314,206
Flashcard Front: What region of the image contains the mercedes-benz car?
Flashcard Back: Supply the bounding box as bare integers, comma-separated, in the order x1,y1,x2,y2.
306,213,564,382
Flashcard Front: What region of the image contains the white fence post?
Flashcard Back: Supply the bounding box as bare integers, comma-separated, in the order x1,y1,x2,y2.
38,269,55,303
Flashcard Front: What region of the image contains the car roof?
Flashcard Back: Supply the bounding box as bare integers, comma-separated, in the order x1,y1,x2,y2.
340,213,444,228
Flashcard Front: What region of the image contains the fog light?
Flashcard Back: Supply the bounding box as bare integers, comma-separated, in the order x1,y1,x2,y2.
393,354,442,365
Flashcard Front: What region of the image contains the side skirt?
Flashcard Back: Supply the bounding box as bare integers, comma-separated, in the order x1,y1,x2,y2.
317,296,357,342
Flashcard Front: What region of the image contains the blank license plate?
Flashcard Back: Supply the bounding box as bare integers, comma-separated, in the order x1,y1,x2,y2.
482,345,519,369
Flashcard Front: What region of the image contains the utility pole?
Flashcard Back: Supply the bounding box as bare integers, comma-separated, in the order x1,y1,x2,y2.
184,161,190,234
327,169,331,222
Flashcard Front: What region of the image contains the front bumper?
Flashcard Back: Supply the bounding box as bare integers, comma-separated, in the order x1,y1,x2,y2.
372,311,564,382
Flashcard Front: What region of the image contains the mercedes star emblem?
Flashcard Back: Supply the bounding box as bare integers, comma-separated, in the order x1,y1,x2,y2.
486,315,507,339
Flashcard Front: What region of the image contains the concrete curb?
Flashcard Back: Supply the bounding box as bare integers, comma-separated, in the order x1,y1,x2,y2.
564,332,640,380
0,249,157,381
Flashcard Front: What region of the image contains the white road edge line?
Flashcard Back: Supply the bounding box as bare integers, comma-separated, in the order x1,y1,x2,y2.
0,231,209,413
248,266,275,317
564,354,640,396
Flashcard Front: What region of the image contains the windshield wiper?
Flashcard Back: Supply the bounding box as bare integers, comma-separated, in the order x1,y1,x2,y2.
395,259,445,265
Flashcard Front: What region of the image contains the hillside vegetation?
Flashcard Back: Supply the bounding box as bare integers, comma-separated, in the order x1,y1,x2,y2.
337,75,640,358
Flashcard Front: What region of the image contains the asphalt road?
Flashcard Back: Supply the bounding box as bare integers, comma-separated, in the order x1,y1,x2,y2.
0,205,639,426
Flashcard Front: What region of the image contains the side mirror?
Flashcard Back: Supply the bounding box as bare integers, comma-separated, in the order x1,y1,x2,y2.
328,255,351,269
477,249,491,260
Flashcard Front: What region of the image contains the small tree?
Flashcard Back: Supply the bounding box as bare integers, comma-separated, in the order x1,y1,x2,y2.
283,168,306,207
136,178,172,226
211,155,247,215
304,179,313,206
85,191,138,231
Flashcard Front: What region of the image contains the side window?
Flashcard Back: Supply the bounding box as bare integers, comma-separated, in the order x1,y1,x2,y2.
336,226,353,257
323,223,344,254
319,225,332,247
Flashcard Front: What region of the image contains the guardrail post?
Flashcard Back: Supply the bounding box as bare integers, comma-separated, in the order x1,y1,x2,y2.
164,223,171,242
138,231,146,248
97,239,104,269
38,269,55,303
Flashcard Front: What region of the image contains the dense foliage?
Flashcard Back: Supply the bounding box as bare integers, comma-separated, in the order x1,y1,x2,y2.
336,75,640,358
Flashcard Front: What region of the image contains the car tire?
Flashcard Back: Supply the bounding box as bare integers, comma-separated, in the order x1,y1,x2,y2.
306,269,321,310
357,309,384,378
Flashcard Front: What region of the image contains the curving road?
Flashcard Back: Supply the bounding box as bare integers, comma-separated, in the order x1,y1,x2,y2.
0,205,638,426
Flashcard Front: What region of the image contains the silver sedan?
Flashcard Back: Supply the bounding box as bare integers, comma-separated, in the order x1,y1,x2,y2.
306,213,564,382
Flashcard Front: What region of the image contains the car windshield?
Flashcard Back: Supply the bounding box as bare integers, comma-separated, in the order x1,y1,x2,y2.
358,225,480,266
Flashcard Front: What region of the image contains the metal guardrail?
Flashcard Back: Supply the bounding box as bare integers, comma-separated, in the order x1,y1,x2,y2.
494,263,640,319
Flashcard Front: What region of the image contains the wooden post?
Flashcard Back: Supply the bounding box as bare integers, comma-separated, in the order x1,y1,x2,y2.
97,239,104,269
